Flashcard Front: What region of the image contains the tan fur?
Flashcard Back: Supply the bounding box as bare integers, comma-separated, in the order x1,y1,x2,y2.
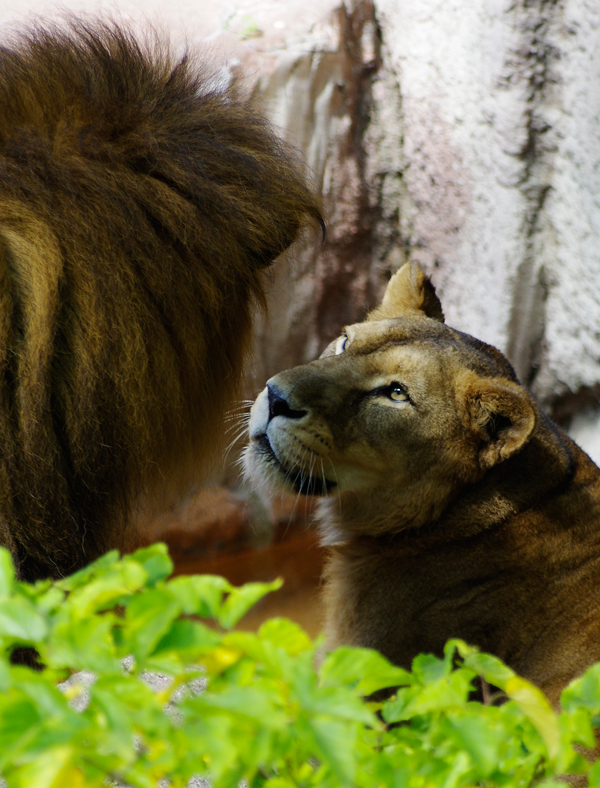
245,262,600,706
0,20,322,582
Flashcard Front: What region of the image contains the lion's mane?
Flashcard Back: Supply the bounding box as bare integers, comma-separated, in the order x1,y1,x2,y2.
0,20,322,581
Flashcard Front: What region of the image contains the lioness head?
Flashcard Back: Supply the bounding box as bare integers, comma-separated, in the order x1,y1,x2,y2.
244,263,536,540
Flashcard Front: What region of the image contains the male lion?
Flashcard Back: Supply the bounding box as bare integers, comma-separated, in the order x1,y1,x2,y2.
245,262,600,705
0,21,321,582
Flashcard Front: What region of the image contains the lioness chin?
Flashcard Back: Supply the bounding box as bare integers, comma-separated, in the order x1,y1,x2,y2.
244,262,600,706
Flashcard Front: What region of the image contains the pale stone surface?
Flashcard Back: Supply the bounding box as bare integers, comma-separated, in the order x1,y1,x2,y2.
361,0,600,409
369,0,600,457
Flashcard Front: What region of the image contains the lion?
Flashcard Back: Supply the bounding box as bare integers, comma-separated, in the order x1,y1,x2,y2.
244,262,600,706
0,20,322,583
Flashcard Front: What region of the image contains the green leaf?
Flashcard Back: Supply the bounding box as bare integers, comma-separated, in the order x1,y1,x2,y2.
411,652,452,684
383,668,475,722
46,615,121,673
538,782,576,788
34,586,66,615
258,617,312,655
167,574,231,619
88,675,168,760
305,716,357,783
87,687,136,758
0,655,10,690
4,745,82,788
438,750,472,788
55,550,121,592
65,561,148,618
122,588,181,660
506,675,560,760
0,697,41,762
286,651,378,728
218,579,283,629
587,759,600,787
561,662,600,712
153,619,222,657
443,710,506,777
320,646,412,696
0,597,47,642
307,685,379,727
0,548,15,596
453,641,516,689
558,707,596,749
197,686,287,729
13,713,86,762
129,543,173,585
19,675,75,718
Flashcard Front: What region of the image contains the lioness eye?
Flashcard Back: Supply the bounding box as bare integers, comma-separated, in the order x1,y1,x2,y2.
334,335,348,355
389,384,409,402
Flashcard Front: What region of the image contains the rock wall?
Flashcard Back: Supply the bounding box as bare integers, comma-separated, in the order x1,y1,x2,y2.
372,0,600,417
243,2,408,388
237,0,600,461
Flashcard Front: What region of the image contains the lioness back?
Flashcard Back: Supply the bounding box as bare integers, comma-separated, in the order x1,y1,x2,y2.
245,262,600,705
0,20,321,582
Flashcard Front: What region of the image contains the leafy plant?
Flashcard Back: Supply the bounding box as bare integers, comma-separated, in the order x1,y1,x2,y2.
0,544,599,787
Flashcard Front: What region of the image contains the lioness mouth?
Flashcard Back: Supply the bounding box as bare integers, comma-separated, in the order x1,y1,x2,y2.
258,435,336,496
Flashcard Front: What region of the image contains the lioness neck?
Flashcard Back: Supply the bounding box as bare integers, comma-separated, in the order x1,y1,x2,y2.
321,418,600,704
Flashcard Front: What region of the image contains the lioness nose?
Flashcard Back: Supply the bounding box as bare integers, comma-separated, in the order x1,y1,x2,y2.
267,384,307,421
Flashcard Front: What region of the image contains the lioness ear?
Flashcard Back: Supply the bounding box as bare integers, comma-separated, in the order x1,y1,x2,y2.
459,374,536,471
367,262,445,323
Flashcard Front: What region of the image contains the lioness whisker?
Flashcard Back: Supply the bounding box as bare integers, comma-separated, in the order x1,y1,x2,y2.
223,419,250,438
308,450,317,489
226,424,250,444
223,425,252,460
225,405,253,418
227,398,255,409
234,453,248,469
224,417,250,436
319,457,328,513
223,412,251,426
285,443,312,531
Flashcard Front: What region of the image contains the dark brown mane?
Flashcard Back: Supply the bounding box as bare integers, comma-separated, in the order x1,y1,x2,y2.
0,20,322,581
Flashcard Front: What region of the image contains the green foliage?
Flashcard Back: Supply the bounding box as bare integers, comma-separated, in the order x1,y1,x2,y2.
0,544,599,787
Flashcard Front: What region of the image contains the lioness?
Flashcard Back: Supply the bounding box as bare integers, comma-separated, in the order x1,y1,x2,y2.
244,262,600,705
